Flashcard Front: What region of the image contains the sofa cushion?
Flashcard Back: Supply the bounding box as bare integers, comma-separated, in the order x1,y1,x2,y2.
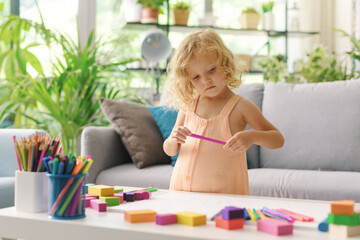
234,83,264,168
100,98,171,169
261,80,360,171
95,163,173,189
147,106,179,166
248,168,360,202
0,177,15,208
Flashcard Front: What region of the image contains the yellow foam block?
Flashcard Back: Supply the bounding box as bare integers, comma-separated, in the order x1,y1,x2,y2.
176,211,206,226
88,185,114,197
329,224,360,238
331,200,355,216
124,209,157,223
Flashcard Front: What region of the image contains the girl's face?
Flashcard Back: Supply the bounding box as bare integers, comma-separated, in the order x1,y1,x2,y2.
186,53,227,98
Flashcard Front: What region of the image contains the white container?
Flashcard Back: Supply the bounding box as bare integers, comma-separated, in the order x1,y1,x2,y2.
262,12,274,30
15,170,48,213
123,0,142,23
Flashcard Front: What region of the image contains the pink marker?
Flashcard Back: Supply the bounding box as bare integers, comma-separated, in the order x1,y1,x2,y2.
189,134,226,145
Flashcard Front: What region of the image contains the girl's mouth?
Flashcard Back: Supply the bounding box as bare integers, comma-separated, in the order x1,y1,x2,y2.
206,86,215,91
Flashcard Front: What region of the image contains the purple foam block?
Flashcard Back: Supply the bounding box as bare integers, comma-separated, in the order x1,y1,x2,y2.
222,206,244,220
156,214,177,225
125,192,135,202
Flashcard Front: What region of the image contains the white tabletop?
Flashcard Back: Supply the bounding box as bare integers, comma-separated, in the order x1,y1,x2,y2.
1,188,359,240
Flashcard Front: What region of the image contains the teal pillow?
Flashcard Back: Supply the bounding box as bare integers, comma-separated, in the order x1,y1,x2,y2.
147,106,179,166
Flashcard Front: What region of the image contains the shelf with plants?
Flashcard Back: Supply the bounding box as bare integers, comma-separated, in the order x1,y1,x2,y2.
122,0,320,82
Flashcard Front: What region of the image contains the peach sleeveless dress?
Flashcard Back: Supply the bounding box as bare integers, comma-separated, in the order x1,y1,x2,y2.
169,94,249,195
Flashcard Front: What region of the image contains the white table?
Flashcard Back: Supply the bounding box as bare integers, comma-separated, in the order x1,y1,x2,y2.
0,188,358,240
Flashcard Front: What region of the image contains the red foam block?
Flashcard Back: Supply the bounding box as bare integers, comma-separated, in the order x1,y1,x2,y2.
215,216,244,230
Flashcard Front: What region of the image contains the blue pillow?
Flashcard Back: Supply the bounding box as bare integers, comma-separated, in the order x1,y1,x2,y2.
147,106,179,166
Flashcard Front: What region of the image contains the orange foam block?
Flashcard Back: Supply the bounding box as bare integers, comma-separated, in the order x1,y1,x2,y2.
88,185,114,197
331,200,355,215
257,219,293,236
215,216,244,230
124,209,157,223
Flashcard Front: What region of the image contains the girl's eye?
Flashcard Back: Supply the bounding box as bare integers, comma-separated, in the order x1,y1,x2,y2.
193,75,199,80
209,67,216,72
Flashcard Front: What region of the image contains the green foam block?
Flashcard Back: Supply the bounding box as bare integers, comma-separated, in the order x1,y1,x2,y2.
99,196,120,206
328,212,360,226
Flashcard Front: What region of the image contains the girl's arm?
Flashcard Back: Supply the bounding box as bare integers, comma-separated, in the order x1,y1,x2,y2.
163,109,191,156
224,99,284,152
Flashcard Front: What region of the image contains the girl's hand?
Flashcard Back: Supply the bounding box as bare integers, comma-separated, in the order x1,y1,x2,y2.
169,126,191,144
223,131,252,153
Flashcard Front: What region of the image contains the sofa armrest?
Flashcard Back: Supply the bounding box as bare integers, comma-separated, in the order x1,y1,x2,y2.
81,126,132,183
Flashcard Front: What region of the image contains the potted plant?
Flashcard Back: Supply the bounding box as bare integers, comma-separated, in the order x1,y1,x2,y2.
123,0,143,23
239,7,260,30
138,0,167,24
261,1,274,30
172,1,192,26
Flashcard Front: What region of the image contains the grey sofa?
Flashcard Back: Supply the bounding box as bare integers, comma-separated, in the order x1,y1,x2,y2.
81,80,360,202
0,129,47,209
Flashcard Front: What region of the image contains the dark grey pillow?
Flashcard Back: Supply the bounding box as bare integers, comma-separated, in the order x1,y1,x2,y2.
99,98,171,169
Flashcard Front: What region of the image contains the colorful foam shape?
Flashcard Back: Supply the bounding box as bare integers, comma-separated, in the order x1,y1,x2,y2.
221,206,244,220
113,193,124,203
83,196,97,207
125,192,135,202
124,209,157,223
84,193,98,199
99,196,120,206
135,190,151,200
257,219,293,236
134,192,143,201
114,187,123,193
156,213,177,225
327,212,360,226
329,224,360,238
88,185,114,197
176,211,206,226
215,216,244,230
331,200,355,216
90,199,107,212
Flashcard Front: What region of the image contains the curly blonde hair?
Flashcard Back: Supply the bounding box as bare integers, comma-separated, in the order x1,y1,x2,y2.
164,28,242,110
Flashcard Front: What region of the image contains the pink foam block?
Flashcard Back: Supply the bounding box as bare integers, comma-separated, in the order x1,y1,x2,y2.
257,219,293,236
84,193,98,199
113,193,124,203
134,191,143,200
142,191,151,199
156,214,177,225
83,196,97,207
90,199,107,212
135,190,151,200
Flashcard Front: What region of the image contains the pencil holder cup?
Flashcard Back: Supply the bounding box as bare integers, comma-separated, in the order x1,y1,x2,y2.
47,173,88,220
15,170,48,213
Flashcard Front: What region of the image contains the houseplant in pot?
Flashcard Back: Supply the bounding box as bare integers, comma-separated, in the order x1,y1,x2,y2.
239,7,260,30
172,1,192,26
138,0,167,24
123,0,143,23
261,1,274,30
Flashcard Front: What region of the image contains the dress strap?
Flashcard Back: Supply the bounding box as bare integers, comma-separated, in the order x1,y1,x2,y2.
191,95,201,113
220,94,242,116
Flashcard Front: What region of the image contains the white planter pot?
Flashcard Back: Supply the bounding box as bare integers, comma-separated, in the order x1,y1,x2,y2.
262,12,274,30
123,0,142,23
